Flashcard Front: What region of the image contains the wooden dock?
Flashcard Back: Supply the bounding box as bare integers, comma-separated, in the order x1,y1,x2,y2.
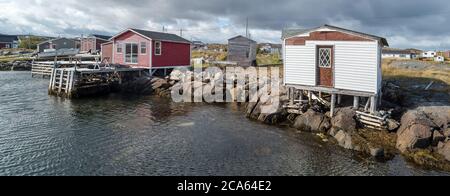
48,67,146,98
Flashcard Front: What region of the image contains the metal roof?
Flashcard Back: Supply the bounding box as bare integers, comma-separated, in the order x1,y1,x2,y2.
228,35,257,43
130,29,191,43
0,35,18,43
90,34,112,40
282,24,389,46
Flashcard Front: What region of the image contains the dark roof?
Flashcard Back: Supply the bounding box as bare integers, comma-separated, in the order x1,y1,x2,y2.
382,48,411,54
0,34,18,43
91,34,111,40
282,24,389,46
130,29,190,43
228,35,257,43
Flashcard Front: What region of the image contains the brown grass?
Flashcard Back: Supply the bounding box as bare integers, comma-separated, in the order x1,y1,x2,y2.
382,59,450,85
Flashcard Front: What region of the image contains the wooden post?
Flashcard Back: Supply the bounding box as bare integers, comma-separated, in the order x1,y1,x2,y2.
364,97,371,112
308,91,312,104
319,91,322,98
289,88,294,105
58,70,64,94
48,68,55,91
353,96,359,109
330,94,336,118
370,95,377,114
68,70,74,98
299,90,303,105
65,70,70,94
337,95,342,105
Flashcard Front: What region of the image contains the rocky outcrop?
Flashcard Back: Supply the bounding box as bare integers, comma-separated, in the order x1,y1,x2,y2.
331,107,357,132
438,142,450,162
0,61,32,71
293,109,330,133
396,110,437,153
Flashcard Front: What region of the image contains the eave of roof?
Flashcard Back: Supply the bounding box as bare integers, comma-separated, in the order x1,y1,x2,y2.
282,24,389,47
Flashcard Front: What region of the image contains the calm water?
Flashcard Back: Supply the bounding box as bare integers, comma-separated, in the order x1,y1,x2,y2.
0,72,448,176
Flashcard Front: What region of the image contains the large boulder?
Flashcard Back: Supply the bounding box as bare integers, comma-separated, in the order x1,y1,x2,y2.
293,109,331,133
334,130,354,150
396,110,436,153
438,141,450,162
331,107,357,132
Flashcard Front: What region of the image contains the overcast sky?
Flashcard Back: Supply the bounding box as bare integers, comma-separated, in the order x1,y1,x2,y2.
0,0,449,50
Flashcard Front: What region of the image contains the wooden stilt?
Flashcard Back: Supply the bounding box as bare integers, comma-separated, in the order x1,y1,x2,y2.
319,91,322,98
289,88,294,105
308,91,312,104
337,95,342,105
364,97,371,112
370,95,377,114
353,96,359,109
299,90,303,104
330,94,336,118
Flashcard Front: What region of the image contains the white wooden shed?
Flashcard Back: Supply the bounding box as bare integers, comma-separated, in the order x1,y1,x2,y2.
282,24,389,115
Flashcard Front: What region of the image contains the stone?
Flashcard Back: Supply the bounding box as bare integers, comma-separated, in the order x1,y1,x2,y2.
369,147,385,158
334,130,354,150
331,107,356,132
432,131,446,147
437,141,450,162
328,127,340,137
386,118,400,132
396,110,436,153
444,128,450,138
293,109,330,133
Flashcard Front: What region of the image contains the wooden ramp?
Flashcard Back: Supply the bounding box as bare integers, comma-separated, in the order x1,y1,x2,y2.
32,62,54,78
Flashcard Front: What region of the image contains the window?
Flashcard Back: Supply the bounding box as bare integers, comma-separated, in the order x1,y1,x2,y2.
318,48,332,68
140,42,147,54
155,41,162,55
125,43,138,64
5,44,10,48
116,43,123,53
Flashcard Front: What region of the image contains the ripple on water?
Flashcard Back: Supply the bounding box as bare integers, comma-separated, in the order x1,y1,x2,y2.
0,72,449,176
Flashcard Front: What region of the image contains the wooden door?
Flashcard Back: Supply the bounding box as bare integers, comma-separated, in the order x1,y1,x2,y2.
317,46,334,87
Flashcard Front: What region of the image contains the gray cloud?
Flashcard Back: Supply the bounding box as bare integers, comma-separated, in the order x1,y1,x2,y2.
0,0,449,49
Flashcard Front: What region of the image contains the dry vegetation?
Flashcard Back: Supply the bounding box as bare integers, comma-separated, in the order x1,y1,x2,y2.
382,59,450,85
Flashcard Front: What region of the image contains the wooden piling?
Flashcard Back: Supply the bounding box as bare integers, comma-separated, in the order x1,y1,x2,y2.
330,94,336,118
353,96,359,109
370,95,377,114
337,95,342,105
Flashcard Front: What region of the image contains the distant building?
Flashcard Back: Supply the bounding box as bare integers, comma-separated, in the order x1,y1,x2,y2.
192,41,207,50
227,35,257,66
37,38,80,53
0,34,19,49
442,51,450,59
421,51,436,58
435,56,445,62
382,48,420,59
80,34,111,54
259,43,282,55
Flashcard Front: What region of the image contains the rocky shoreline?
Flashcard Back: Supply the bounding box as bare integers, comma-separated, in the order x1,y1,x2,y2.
146,68,450,172
0,61,32,71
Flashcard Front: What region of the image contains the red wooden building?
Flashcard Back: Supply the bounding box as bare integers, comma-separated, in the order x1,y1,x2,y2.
80,34,111,54
102,28,191,75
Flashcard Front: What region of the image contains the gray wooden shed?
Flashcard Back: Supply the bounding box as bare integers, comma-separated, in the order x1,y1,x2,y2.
37,38,80,53
227,35,257,66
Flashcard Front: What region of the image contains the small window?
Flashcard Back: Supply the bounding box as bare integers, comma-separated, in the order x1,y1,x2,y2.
117,43,123,53
140,42,147,54
155,41,162,55
318,48,332,68
125,43,138,64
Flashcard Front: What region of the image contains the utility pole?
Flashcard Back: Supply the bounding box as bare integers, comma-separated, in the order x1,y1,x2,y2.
245,17,249,38
180,28,183,37
162,26,165,32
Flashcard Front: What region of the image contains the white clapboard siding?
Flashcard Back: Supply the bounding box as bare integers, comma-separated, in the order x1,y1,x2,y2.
285,44,316,86
284,40,380,94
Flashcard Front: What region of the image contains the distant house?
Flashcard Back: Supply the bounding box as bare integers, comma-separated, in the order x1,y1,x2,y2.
0,34,19,49
192,41,207,50
80,34,111,54
435,56,445,62
37,38,80,53
382,48,416,59
282,24,389,113
103,28,191,73
227,35,257,66
259,43,282,55
421,51,436,58
443,51,450,59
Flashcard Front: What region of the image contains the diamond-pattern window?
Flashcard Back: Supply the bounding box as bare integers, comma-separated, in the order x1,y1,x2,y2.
319,48,332,68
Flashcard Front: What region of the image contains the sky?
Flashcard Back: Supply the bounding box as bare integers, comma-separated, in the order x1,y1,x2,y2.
0,0,449,50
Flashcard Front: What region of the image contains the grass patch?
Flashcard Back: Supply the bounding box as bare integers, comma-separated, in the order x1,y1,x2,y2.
382,59,450,85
